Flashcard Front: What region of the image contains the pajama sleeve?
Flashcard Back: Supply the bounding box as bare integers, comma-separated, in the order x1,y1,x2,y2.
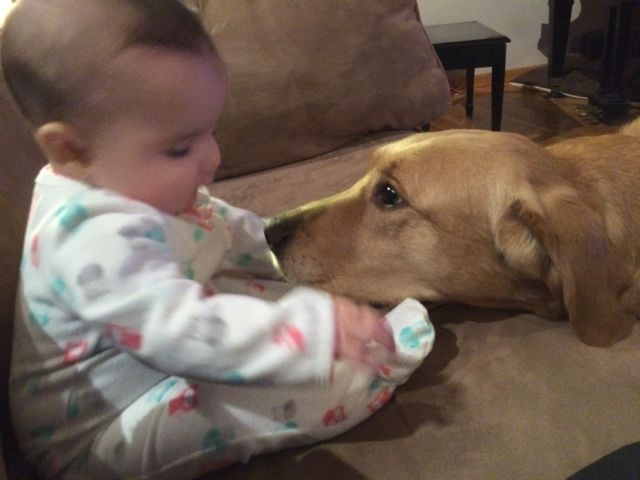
208,196,284,280
41,203,336,387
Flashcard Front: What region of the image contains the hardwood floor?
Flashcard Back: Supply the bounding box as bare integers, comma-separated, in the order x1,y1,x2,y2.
431,77,640,141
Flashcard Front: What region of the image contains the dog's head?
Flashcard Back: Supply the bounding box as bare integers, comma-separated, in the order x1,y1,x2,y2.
266,130,633,346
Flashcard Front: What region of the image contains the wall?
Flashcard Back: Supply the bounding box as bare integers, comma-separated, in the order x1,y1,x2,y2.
417,0,586,70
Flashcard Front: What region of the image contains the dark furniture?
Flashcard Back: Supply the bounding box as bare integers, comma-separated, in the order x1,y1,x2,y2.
426,21,511,131
548,0,639,123
548,0,576,89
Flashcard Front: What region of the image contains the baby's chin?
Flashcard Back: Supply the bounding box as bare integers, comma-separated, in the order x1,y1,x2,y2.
153,198,193,216
174,189,200,214
151,186,203,216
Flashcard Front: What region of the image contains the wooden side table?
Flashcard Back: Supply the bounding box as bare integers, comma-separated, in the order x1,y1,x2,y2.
425,21,511,131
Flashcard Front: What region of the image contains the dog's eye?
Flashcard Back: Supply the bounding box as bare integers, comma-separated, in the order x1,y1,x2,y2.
374,183,404,209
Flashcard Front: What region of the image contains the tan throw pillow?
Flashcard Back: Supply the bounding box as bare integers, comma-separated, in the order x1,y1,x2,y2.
196,0,451,179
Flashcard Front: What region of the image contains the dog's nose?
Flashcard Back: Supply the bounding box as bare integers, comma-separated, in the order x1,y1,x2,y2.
264,216,295,252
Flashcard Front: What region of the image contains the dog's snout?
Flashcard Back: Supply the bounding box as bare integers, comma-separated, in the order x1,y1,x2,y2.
266,203,327,255
265,216,296,252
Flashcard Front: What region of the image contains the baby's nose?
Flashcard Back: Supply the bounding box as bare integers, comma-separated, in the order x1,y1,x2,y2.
201,138,221,181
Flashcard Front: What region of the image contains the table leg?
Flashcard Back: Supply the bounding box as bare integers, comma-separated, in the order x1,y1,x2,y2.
491,43,507,131
548,0,574,90
588,0,632,123
465,67,475,118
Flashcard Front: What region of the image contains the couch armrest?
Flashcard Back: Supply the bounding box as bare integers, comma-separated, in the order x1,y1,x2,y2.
0,67,44,480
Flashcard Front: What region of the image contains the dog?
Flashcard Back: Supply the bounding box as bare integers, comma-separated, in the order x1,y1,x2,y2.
265,118,640,347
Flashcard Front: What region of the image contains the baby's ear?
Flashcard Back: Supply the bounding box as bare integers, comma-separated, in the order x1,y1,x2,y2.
34,122,89,178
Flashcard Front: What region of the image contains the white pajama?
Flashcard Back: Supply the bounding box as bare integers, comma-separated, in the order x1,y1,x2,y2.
11,167,434,479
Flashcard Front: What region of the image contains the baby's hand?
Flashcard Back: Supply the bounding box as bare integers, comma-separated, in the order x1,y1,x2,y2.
333,296,395,368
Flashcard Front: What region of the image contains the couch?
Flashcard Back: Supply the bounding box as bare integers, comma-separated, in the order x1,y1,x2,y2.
1,2,639,479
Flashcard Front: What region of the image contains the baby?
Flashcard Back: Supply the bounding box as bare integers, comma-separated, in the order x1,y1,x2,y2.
2,0,434,478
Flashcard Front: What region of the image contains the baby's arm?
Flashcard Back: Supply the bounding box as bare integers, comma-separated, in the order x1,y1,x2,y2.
207,196,283,279
45,206,389,387
204,197,397,368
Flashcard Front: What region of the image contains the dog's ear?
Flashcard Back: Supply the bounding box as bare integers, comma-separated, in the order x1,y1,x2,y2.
495,193,630,346
494,198,549,282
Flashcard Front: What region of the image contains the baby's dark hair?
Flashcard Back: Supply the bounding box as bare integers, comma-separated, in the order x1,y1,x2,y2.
122,0,213,52
1,0,216,128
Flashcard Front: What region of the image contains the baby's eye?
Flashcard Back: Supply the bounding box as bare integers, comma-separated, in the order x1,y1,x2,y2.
166,144,192,158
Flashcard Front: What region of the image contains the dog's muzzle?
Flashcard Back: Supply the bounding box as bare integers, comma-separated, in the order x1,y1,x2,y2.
264,215,297,256
265,202,328,257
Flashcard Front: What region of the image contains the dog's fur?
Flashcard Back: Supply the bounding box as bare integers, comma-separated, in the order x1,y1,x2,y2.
265,118,640,346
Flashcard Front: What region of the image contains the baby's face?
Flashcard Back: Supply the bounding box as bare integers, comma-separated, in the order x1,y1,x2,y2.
81,46,228,215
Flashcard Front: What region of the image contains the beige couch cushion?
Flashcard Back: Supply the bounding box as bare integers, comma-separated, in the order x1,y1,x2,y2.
197,0,451,179
212,306,640,480
211,131,412,216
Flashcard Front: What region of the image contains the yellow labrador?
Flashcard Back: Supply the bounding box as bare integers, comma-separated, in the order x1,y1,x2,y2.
265,118,640,346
